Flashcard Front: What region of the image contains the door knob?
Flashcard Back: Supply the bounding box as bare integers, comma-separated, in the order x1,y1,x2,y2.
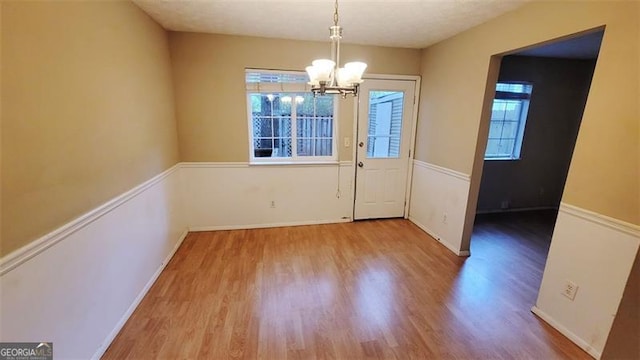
358,142,365,147
358,161,364,168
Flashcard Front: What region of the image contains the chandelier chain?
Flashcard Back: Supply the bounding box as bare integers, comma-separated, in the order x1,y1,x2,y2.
333,0,339,26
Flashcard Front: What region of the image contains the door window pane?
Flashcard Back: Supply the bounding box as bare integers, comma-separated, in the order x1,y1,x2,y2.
366,91,404,158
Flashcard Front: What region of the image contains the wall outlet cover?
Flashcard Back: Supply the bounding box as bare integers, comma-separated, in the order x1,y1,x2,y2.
562,280,579,301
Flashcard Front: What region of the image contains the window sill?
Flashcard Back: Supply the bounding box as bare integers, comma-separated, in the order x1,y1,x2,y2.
249,160,341,167
484,158,521,161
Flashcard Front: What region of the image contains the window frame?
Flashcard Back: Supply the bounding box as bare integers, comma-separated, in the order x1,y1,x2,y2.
484,82,533,161
246,70,338,164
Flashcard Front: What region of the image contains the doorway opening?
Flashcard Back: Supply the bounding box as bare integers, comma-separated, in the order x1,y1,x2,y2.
470,28,604,304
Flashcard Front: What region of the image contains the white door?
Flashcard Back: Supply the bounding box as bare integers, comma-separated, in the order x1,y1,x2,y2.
354,79,416,220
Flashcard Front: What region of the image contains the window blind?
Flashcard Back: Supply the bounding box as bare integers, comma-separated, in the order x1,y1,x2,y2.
245,69,312,92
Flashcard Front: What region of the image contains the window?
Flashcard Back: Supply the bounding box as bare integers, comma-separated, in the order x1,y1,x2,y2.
246,70,336,162
485,82,533,160
366,91,405,158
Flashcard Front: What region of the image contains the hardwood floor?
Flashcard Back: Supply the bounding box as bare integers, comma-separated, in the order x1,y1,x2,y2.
103,214,590,359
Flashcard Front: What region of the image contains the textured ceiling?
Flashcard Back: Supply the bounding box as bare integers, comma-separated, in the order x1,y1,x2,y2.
132,0,530,49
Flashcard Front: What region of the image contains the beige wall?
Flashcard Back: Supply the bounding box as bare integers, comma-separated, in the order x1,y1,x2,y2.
168,32,421,162
1,1,179,255
416,1,639,224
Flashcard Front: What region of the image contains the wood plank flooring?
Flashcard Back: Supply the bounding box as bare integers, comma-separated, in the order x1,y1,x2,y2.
103,214,590,359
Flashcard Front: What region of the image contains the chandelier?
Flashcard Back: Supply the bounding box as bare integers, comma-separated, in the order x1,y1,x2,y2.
305,0,367,97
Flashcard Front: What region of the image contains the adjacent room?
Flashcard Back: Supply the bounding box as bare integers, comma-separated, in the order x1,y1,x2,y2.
471,30,603,321
1,1,638,359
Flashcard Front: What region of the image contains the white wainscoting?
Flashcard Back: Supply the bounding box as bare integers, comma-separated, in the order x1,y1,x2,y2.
11,159,636,360
407,160,471,256
0,165,187,360
181,162,354,231
533,203,640,359
0,161,355,359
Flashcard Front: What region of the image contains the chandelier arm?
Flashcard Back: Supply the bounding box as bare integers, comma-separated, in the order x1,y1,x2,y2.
307,0,366,97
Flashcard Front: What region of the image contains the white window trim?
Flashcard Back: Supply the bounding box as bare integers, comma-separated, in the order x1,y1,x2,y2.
246,89,338,164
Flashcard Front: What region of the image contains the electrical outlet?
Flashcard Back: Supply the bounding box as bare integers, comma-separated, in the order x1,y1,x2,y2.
442,213,448,224
270,200,276,208
344,137,351,147
562,280,578,301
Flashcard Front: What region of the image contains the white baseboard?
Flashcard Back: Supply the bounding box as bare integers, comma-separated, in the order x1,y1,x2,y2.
531,306,601,359
189,218,352,232
91,229,189,360
409,215,470,257
475,206,558,215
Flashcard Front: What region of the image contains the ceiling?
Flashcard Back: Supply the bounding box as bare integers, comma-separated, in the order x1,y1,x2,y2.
515,30,604,59
132,0,530,49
